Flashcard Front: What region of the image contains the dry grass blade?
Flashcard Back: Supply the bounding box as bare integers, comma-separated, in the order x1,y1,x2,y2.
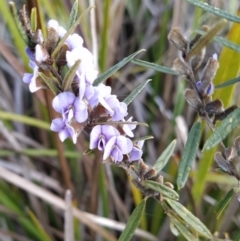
0,166,158,241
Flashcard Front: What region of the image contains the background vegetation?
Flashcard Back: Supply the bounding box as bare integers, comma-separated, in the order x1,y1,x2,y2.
0,0,240,240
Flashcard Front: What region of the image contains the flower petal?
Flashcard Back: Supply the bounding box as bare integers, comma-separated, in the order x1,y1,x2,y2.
89,125,102,149
50,118,65,132
103,136,117,160
73,98,88,123
23,73,33,84
52,92,75,113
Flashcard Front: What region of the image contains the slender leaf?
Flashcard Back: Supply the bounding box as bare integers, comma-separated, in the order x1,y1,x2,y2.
38,72,59,95
133,135,154,143
144,180,179,200
177,122,201,190
93,49,145,86
118,199,146,241
169,215,198,241
153,139,176,173
123,79,151,105
166,199,212,239
203,108,240,150
214,188,234,219
0,148,80,158
30,8,37,32
185,19,227,61
52,6,93,58
195,29,240,53
67,0,79,30
187,0,240,23
132,59,178,75
215,76,240,89
62,59,80,91
0,110,50,130
27,209,52,241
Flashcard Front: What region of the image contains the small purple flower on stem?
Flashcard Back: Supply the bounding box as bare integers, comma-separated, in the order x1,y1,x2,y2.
90,125,120,151
52,92,88,123
50,118,77,143
129,141,144,162
103,136,133,162
122,117,137,137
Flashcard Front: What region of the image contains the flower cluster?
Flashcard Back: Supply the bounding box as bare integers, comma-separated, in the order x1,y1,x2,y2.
22,19,144,163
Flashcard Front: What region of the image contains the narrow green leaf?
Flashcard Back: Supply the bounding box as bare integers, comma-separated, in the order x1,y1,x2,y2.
153,139,176,173
123,79,151,105
0,110,50,130
30,8,37,32
203,108,240,150
144,180,179,200
62,59,80,91
67,0,79,30
132,59,178,75
52,5,93,58
214,188,234,219
38,72,59,95
93,49,145,86
177,122,201,190
27,209,52,241
166,199,212,239
195,29,240,53
118,199,146,241
187,0,240,23
133,135,154,143
186,19,227,61
215,76,240,89
169,215,198,241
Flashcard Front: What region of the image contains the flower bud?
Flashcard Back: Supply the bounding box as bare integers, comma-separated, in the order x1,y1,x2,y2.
35,44,49,64
172,58,190,76
45,25,60,53
168,27,188,54
184,89,202,110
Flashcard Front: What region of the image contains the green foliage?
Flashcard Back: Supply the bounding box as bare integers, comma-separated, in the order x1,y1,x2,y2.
153,139,176,173
123,79,152,105
177,122,202,190
93,49,145,86
204,108,240,150
214,188,234,219
118,199,146,241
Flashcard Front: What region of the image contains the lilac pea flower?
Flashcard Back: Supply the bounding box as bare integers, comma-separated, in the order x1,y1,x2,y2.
103,136,133,162
52,92,88,123
196,81,214,96
104,95,128,121
48,19,59,32
66,34,84,51
129,141,144,162
122,117,137,137
90,125,120,151
84,85,99,108
50,118,77,143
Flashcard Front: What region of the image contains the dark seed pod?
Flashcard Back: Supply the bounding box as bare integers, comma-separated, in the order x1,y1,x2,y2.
45,27,60,53
205,99,223,115
213,105,238,124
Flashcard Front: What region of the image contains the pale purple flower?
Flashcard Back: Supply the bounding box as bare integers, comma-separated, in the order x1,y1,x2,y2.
66,34,84,50
196,81,214,96
52,92,88,123
122,117,137,137
90,125,120,151
50,118,77,143
103,136,133,162
25,47,35,61
129,141,144,162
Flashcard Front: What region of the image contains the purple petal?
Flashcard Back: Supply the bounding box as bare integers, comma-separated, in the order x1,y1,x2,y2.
66,34,83,50
50,118,65,132
25,47,35,61
73,98,88,123
23,73,33,84
89,125,102,149
103,136,117,160
48,19,59,31
115,136,133,154
129,146,143,161
52,92,76,113
101,125,120,141
111,147,123,162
